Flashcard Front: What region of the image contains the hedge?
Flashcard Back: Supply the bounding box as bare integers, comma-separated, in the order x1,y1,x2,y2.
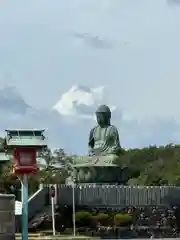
114,213,133,226
74,211,92,227
74,211,132,227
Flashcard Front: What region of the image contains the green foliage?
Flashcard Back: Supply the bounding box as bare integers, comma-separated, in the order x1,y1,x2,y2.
1,144,180,196
74,211,92,227
37,148,73,184
0,137,5,150
116,144,180,185
94,213,109,226
74,211,133,228
0,147,73,196
114,213,132,226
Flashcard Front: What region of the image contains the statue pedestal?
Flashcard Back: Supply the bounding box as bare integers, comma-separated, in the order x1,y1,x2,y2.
73,164,129,184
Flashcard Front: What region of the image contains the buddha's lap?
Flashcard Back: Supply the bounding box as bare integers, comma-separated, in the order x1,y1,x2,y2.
75,166,120,182
73,154,119,165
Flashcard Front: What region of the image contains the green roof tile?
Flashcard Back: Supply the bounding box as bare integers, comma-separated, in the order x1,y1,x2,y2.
6,137,46,146
5,129,47,147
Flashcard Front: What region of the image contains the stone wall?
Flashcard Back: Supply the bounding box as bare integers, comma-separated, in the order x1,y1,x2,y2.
0,194,15,239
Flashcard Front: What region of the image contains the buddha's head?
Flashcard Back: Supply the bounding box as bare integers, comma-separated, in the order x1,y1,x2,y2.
95,105,111,127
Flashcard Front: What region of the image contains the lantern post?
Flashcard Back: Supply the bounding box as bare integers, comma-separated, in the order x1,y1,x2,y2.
50,185,56,236
5,129,47,240
22,174,28,240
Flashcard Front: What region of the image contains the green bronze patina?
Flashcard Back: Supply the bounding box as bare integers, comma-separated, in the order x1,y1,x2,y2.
71,105,122,183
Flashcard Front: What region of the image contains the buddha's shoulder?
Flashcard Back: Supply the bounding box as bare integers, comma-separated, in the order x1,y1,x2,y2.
108,125,119,133
109,125,118,130
92,125,118,131
90,125,100,132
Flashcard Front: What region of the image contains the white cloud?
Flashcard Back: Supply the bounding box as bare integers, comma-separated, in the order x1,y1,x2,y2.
1,0,180,153
53,85,116,119
0,83,180,153
52,85,180,151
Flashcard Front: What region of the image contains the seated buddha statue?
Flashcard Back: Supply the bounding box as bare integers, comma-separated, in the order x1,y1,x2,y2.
67,105,125,183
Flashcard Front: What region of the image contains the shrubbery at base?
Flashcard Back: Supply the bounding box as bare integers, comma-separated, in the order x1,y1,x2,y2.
74,211,133,228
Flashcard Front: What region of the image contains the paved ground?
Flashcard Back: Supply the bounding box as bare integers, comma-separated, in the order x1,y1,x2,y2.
15,234,94,240
16,234,180,240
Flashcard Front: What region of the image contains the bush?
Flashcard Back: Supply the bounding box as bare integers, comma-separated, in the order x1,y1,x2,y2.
74,211,92,227
74,211,133,228
94,213,109,226
114,213,132,227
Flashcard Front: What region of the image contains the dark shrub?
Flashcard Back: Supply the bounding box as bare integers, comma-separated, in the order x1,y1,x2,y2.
114,213,132,227
74,211,92,227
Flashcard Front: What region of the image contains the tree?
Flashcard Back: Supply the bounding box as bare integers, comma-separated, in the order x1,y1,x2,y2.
0,137,6,150
0,160,21,194
1,140,180,188
116,144,180,185
38,148,73,184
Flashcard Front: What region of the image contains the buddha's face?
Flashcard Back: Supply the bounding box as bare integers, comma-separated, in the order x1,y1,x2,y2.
96,112,108,127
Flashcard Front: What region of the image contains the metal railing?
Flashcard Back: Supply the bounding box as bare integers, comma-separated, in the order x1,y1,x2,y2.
28,186,49,219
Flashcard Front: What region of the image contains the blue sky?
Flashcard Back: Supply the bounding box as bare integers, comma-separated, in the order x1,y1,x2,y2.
0,0,180,120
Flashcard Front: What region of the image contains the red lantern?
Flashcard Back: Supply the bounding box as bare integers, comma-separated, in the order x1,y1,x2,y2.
12,147,37,175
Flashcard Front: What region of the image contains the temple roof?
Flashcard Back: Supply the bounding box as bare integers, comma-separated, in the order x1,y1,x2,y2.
5,129,45,133
5,129,47,147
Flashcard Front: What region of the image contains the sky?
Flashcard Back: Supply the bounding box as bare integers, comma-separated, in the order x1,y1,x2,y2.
0,0,180,121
